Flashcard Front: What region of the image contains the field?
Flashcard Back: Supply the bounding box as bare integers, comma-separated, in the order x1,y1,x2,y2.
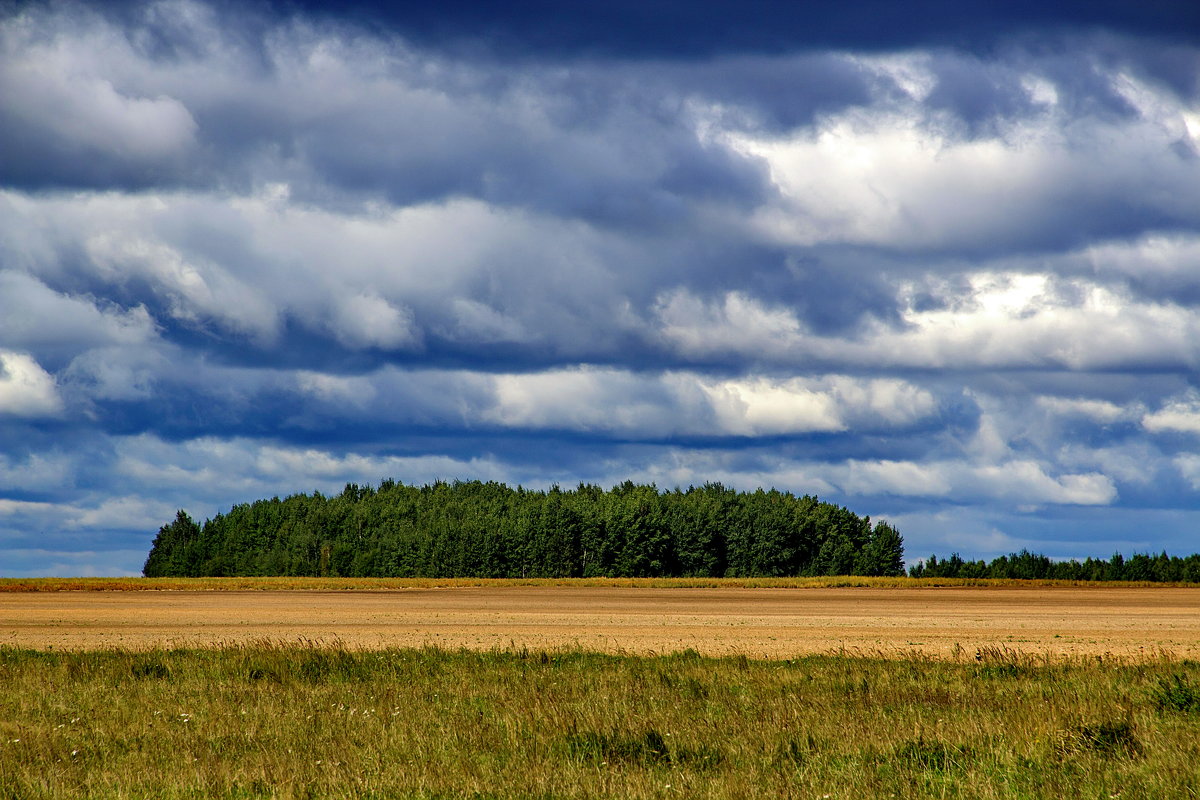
3,579,1200,798
2,579,1199,659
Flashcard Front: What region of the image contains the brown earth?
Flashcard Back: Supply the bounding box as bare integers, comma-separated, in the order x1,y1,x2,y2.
3,586,1199,659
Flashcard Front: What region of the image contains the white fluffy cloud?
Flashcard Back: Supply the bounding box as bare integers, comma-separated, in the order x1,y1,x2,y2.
1144,394,1200,434
1175,454,1200,490
0,351,63,417
1035,396,1132,424
0,15,198,161
654,275,1200,371
485,369,937,437
725,65,1200,253
0,269,157,353
701,376,936,435
331,292,422,351
111,433,514,502
800,457,1115,506
84,232,280,344
0,189,645,359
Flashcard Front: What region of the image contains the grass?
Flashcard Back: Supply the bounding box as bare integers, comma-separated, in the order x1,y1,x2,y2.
4,575,1198,591
2,643,1200,799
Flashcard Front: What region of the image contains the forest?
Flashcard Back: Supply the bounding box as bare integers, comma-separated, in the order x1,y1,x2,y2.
143,480,905,578
909,549,1200,582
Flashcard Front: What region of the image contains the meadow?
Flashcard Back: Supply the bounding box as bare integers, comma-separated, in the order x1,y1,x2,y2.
2,642,1200,799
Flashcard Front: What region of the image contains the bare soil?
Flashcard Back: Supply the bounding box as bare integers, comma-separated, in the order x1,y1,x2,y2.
3,586,1198,659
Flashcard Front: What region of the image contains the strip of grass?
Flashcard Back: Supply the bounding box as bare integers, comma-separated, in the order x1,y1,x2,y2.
2,643,1199,798
4,575,1197,591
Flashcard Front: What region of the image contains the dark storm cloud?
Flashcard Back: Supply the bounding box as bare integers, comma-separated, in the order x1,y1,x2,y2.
276,0,1200,57
648,54,875,132
6,2,1189,256
4,3,1196,270
923,59,1038,132
1,1,776,221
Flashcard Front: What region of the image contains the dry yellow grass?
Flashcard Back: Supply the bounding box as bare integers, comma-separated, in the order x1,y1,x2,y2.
3,642,1200,799
3,575,1196,592
4,583,1199,660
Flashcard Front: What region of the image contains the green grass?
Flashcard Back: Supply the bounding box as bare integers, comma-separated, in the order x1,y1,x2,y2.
3,644,1200,798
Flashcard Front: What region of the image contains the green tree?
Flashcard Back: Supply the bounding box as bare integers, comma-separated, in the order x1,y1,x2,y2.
143,510,202,577
856,520,905,576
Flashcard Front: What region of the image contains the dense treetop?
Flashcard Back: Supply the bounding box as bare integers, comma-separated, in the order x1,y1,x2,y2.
144,480,905,579
909,550,1200,583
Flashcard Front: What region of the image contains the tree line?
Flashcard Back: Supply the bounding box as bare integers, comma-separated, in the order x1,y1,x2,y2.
908,549,1200,582
143,479,905,578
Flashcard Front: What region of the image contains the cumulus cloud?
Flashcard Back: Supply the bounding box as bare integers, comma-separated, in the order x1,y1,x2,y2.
1035,396,1132,424
1174,454,1200,490
62,346,172,403
654,289,805,361
446,298,530,344
484,369,939,438
0,351,63,417
727,54,1200,254
652,275,1200,372
968,461,1116,506
823,458,1116,506
84,232,280,344
0,188,655,365
701,376,937,435
69,496,178,532
0,268,157,357
0,491,173,552
0,3,199,186
330,292,422,351
701,378,844,435
1056,443,1167,487
1144,394,1200,435
0,452,74,491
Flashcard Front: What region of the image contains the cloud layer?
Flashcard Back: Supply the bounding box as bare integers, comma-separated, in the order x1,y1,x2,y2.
2,0,1200,575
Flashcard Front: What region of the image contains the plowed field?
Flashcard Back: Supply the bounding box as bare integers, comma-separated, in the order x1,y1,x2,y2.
4,586,1198,659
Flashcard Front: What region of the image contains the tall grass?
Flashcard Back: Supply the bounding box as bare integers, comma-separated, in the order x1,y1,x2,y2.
4,575,1196,591
2,643,1199,798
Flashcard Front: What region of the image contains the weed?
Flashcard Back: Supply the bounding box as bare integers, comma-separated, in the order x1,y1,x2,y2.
131,660,171,680
975,662,1026,679
296,649,369,683
1055,720,1142,759
245,666,280,683
683,676,709,700
890,738,971,773
775,733,821,767
566,728,673,766
1149,673,1200,712
565,727,723,770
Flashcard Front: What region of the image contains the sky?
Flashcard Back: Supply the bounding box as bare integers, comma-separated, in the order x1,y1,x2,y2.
2,0,1200,576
